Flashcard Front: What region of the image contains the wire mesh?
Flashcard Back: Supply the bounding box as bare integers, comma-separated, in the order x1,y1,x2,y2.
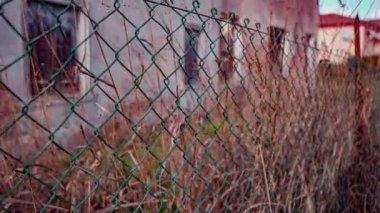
0,0,379,212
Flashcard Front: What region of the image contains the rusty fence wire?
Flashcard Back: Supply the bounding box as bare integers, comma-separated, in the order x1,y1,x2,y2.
1,0,379,212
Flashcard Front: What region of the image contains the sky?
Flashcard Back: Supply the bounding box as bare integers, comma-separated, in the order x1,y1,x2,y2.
319,0,380,19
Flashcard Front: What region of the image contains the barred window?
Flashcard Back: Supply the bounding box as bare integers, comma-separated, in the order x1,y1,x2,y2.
268,26,285,65
184,25,201,85
26,1,79,96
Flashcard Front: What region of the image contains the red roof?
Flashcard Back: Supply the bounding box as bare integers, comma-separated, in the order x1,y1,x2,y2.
366,19,380,29
320,14,356,28
320,14,380,29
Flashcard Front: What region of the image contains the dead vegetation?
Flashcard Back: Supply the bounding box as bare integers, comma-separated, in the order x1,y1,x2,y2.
0,61,379,212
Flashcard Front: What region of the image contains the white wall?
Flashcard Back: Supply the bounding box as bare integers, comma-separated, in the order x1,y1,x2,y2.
0,0,320,151
316,26,356,63
236,0,319,94
315,25,380,63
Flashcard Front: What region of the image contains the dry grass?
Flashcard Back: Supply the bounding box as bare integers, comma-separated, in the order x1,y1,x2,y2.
0,62,379,212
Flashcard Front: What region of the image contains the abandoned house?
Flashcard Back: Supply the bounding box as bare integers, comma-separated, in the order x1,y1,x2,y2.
0,0,319,151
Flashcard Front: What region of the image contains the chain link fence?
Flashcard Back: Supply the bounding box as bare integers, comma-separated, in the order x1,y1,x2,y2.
0,0,379,212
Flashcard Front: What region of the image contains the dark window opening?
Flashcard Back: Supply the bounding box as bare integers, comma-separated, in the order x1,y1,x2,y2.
268,26,285,65
184,25,201,85
26,1,79,96
304,34,313,71
218,13,238,80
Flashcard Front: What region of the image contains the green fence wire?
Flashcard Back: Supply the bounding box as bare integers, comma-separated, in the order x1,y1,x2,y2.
1,0,379,212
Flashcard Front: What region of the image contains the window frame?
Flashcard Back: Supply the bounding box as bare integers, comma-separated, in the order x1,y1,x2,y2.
184,23,202,86
268,26,285,68
303,34,313,70
22,0,91,99
218,12,238,80
0,58,4,91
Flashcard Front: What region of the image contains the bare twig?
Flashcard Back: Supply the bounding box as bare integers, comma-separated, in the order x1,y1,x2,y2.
3,199,69,212
258,144,273,213
94,199,167,213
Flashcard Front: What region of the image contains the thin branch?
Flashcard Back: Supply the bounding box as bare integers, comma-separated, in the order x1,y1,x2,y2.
258,144,273,213
3,198,69,212
94,199,167,213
